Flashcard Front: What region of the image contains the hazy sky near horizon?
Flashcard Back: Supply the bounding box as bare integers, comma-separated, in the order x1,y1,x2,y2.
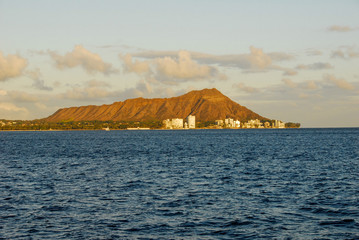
1,0,358,127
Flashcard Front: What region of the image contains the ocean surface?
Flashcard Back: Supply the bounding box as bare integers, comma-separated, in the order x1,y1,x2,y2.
1,128,359,239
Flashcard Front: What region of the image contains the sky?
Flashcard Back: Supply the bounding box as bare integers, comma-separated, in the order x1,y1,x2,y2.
0,0,358,127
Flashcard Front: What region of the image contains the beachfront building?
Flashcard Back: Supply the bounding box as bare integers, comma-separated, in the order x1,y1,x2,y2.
215,120,224,126
163,116,196,129
171,118,184,129
279,121,285,128
215,119,240,128
225,118,234,128
163,118,184,129
264,122,271,128
243,119,262,128
186,115,195,129
272,120,285,128
163,119,172,129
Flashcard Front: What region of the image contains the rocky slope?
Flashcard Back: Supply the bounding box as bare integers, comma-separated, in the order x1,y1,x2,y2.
45,88,267,122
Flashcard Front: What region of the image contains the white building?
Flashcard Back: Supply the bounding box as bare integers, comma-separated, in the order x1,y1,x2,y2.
225,118,234,128
243,119,262,128
171,118,184,129
186,115,195,129
234,120,241,128
215,120,224,126
163,119,172,129
273,120,285,128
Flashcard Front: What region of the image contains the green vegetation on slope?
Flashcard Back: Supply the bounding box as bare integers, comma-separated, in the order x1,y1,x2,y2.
0,120,164,130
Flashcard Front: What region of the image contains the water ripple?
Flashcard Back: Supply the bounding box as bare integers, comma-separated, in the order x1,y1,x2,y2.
0,128,359,239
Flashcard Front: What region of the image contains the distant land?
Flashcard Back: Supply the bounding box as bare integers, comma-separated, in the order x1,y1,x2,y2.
45,88,267,122
0,89,301,130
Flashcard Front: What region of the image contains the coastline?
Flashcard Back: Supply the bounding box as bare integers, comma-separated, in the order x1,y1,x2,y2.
0,127,322,132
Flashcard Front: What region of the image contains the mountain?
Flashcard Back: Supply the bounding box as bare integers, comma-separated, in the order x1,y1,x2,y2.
44,88,268,122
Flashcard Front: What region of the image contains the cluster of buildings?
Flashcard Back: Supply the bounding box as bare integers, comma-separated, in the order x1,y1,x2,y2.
162,115,286,129
0,121,18,127
215,119,241,128
215,118,285,128
163,115,196,129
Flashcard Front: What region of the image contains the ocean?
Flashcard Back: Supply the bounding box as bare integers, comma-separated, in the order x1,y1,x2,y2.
1,128,359,239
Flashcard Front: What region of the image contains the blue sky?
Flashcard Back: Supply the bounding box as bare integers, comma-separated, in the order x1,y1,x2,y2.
0,0,358,127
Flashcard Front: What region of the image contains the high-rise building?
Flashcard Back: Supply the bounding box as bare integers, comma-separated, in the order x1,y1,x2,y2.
225,118,234,127
186,115,195,129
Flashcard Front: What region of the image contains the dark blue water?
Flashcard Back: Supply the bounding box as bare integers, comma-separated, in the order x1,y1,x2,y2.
1,129,359,239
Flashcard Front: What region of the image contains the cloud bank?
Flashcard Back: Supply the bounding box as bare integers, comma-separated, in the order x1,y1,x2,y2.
325,74,355,90
296,62,334,70
131,47,296,77
121,50,225,85
49,45,117,74
58,80,115,100
155,51,217,80
331,47,359,59
233,83,260,93
282,74,356,92
120,54,150,74
0,102,28,112
328,25,356,32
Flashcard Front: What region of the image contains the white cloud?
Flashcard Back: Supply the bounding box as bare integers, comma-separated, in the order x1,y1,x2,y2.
245,46,272,69
48,45,117,74
0,51,28,81
59,87,115,100
133,46,295,75
233,83,260,93
120,50,225,84
304,81,318,90
32,79,53,91
35,102,48,110
282,69,298,76
155,51,217,80
0,102,30,119
328,25,356,32
331,47,359,59
331,49,346,58
26,68,42,80
306,49,323,56
7,91,41,102
282,78,297,88
58,80,114,100
117,81,188,100
267,52,295,61
120,54,150,74
298,93,310,99
0,102,28,113
189,46,274,70
87,79,111,88
325,74,355,90
347,48,359,58
282,79,318,90
26,68,53,91
0,89,7,96
296,62,334,70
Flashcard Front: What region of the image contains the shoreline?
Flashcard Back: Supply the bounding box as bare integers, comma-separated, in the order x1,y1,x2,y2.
5,127,359,132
